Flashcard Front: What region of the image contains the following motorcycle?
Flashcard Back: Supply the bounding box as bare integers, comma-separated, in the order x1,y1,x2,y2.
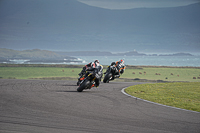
103,65,118,83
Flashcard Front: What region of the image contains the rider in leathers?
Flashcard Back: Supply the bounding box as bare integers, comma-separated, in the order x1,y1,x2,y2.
111,59,126,79
79,62,93,76
80,60,103,87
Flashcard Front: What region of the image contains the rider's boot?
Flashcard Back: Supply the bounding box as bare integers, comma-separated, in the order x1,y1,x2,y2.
93,83,99,88
94,80,100,88
115,71,120,78
111,75,115,80
115,75,120,78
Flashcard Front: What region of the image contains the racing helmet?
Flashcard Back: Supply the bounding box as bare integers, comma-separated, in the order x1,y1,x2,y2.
120,59,124,64
94,60,100,64
94,60,100,66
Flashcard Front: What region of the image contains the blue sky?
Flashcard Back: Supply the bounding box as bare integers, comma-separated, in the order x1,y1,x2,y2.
78,0,199,9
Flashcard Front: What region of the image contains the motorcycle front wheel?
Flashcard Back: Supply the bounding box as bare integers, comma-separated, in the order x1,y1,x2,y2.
77,79,90,92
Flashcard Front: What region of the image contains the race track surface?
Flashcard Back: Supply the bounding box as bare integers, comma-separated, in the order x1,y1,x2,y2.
0,79,199,133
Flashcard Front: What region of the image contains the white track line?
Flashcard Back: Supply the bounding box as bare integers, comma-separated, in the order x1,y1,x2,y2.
121,87,199,113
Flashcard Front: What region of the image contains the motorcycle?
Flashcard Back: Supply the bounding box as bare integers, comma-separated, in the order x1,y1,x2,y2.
77,71,97,92
103,65,118,83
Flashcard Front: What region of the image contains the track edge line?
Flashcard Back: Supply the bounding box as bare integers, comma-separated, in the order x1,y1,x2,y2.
121,87,199,114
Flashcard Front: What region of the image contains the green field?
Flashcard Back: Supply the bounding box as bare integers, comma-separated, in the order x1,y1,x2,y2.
121,67,200,82
0,64,200,82
0,66,80,79
125,82,200,112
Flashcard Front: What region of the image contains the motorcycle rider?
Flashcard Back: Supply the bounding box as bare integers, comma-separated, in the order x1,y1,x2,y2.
86,60,103,87
78,62,93,77
112,59,126,79
79,60,103,87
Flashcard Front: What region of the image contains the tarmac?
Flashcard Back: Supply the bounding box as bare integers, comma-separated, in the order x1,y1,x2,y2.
0,79,199,133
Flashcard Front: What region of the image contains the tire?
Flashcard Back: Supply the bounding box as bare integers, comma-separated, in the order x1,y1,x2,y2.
77,80,80,86
103,73,112,83
77,79,90,92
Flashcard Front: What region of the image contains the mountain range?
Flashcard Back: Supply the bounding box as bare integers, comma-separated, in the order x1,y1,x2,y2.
0,0,200,53
0,48,193,61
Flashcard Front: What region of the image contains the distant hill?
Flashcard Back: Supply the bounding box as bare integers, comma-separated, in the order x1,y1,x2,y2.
1,48,194,59
55,51,113,56
159,53,193,56
0,48,75,59
55,50,193,56
55,50,146,56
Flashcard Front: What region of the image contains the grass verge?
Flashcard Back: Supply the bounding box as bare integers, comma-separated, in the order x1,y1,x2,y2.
0,67,80,79
125,82,200,112
0,64,200,82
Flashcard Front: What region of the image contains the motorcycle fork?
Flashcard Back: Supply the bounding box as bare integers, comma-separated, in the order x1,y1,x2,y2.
90,77,96,88
79,77,87,86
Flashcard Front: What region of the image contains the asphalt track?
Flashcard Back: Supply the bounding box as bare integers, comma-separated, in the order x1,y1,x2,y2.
0,79,199,133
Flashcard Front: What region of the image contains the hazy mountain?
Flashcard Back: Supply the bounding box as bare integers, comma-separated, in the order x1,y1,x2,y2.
1,48,192,60
0,0,200,53
0,48,73,59
55,50,146,56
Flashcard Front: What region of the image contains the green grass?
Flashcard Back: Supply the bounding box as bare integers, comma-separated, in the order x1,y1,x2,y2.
0,67,81,79
120,67,200,82
0,65,200,82
125,82,200,112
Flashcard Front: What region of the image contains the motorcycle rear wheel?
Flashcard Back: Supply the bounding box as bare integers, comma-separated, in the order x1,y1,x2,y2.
103,73,112,83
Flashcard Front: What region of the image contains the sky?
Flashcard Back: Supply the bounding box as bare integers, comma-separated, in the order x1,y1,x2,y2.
0,0,199,53
78,0,200,9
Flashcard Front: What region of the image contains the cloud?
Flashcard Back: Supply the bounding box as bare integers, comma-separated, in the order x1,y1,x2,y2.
77,0,200,9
